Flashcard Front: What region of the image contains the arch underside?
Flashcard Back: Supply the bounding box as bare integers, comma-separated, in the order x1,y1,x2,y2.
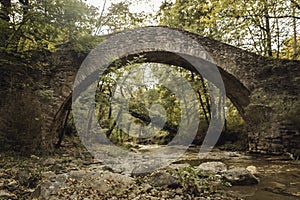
109,51,251,118
72,51,250,119
67,50,251,139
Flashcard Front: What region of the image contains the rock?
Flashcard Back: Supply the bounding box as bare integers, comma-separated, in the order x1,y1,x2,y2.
7,180,18,191
197,162,227,174
246,165,258,175
0,190,16,199
42,158,56,166
31,174,66,199
169,163,190,170
17,169,33,186
174,195,182,200
30,155,40,160
32,168,134,199
148,171,181,188
49,163,64,173
141,183,152,192
223,168,259,185
8,180,18,187
198,151,248,161
128,193,136,199
130,161,163,176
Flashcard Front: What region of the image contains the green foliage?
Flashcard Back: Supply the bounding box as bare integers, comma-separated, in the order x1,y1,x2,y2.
1,0,99,57
225,99,244,132
157,0,221,38
101,1,146,32
176,166,218,195
35,89,54,101
157,0,300,59
95,58,221,146
280,36,300,60
0,0,151,56
219,139,248,151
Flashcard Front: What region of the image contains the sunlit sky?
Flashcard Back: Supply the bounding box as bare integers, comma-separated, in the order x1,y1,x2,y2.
85,0,170,14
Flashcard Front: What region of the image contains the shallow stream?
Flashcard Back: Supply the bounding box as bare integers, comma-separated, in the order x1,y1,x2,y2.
177,147,300,200
136,145,300,199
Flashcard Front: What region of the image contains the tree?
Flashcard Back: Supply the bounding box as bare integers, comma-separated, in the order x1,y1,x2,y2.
0,0,100,55
94,59,225,145
280,36,300,59
96,0,146,34
291,0,299,59
157,0,221,39
157,0,300,59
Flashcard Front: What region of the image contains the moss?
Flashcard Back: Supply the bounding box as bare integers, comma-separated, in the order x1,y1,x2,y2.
175,166,229,196
219,140,248,151
35,89,54,101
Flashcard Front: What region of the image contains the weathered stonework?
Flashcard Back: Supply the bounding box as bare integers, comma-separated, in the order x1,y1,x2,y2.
0,26,299,156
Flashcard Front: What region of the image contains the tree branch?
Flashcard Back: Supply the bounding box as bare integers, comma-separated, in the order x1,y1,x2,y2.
291,0,300,10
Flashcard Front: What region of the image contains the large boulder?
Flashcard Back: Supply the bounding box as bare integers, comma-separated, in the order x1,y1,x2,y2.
223,168,259,185
148,171,181,188
32,168,134,200
197,162,227,174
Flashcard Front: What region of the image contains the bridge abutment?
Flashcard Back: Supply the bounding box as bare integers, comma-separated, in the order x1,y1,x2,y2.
245,89,300,157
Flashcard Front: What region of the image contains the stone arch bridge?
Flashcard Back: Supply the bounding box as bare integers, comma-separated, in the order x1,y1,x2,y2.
0,27,299,156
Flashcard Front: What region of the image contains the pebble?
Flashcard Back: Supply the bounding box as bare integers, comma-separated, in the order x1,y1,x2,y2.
30,155,40,160
8,180,18,187
0,190,15,198
43,158,56,166
246,165,258,175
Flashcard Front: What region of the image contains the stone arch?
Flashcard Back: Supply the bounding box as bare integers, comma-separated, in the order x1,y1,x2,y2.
65,27,299,157
56,27,258,149
2,26,294,156
55,49,250,136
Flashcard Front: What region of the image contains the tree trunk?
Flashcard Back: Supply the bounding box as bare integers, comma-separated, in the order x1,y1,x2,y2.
265,15,272,57
292,3,298,59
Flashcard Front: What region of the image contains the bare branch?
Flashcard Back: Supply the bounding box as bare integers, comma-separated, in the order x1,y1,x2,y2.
95,0,107,35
